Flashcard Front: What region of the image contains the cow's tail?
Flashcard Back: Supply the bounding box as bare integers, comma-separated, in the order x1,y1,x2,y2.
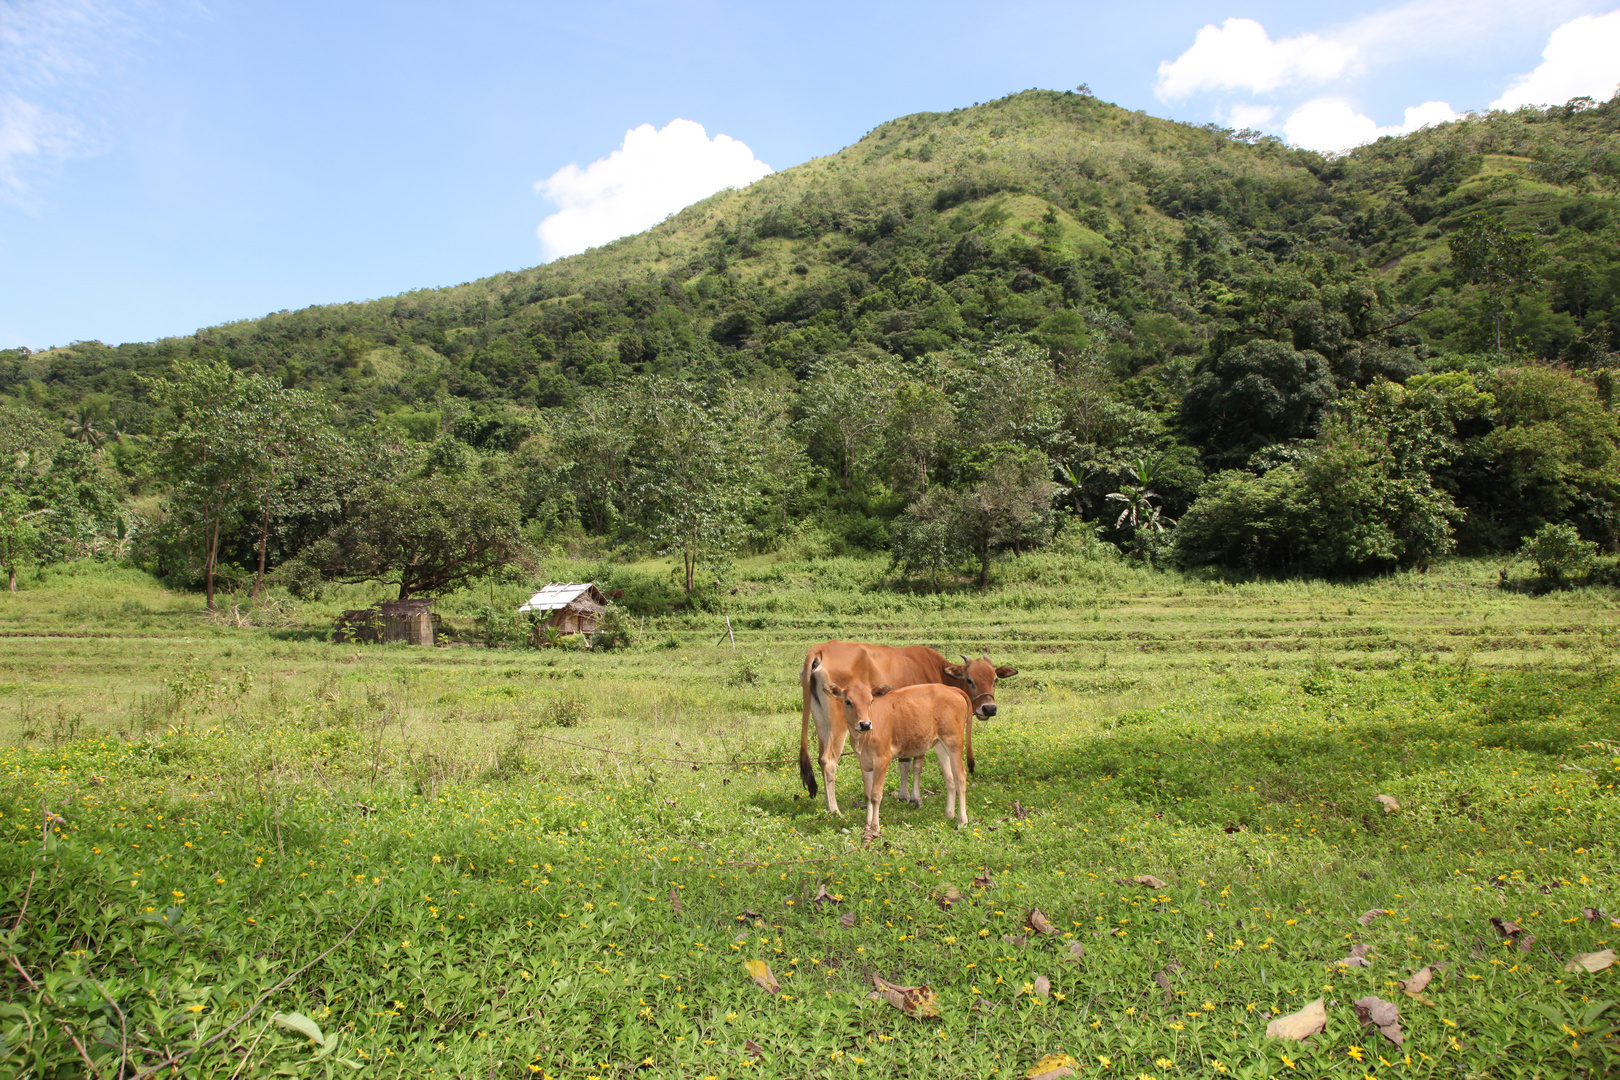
799,656,820,797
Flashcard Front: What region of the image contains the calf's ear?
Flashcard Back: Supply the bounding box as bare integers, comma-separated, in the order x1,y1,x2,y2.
824,681,844,697
872,684,893,697
995,665,1019,678
942,664,966,679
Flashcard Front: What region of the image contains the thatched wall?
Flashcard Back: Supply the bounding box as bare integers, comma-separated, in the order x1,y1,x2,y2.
334,600,440,645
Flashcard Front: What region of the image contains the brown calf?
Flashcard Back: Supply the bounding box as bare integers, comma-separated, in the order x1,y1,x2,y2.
799,641,1015,814
823,680,972,836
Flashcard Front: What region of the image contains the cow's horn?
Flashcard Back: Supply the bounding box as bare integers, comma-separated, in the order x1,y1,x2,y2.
961,654,971,666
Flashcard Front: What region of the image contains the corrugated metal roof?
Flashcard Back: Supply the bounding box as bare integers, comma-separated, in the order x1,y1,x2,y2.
517,583,599,613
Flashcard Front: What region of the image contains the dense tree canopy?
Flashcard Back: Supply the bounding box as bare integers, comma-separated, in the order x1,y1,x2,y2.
6,89,1620,593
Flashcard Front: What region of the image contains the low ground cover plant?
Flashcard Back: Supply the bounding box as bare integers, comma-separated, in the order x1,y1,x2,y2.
0,558,1616,1078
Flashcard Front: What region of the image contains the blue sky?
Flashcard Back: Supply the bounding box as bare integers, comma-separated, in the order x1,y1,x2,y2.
4,0,1619,350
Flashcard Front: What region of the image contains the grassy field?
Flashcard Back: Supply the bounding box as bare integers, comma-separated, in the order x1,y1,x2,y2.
1,549,1617,1079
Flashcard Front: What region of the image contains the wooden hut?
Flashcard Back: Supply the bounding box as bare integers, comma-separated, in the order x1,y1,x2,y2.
334,599,440,646
518,583,608,639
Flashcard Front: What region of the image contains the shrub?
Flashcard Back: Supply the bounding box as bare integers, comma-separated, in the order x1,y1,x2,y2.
589,608,634,651
1519,522,1597,584
475,605,527,647
542,694,588,728
727,657,764,687
1174,423,1459,576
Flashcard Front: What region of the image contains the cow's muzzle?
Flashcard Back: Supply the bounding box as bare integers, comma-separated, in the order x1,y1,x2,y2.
977,703,997,718
857,720,872,732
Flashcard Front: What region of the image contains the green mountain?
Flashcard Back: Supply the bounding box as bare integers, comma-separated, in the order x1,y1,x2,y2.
11,89,1620,413
6,88,1620,584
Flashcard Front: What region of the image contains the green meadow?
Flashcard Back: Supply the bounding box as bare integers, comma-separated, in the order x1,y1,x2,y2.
1,550,1617,1079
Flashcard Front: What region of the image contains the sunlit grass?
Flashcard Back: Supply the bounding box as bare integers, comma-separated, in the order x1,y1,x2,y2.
1,557,1617,1077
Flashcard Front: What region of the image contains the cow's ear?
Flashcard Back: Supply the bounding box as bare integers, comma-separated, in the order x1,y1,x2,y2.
824,681,844,697
872,684,893,697
995,665,1019,678
942,664,966,679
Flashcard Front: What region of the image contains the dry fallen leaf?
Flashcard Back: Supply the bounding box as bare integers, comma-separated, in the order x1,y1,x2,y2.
1222,822,1246,833
1153,970,1174,1003
1374,794,1400,813
1026,1053,1077,1080
1357,909,1386,927
973,870,994,889
1265,998,1327,1042
1353,996,1404,1047
1033,975,1051,1000
869,975,941,1018
1337,943,1372,967
1013,800,1031,820
1580,907,1605,923
1065,941,1085,962
838,911,857,928
1115,875,1167,889
1517,933,1537,954
743,1038,765,1059
1398,966,1433,996
1002,933,1029,947
936,884,963,910
1489,917,1521,938
744,959,780,994
1027,909,1058,936
811,884,839,905
668,888,683,914
1563,949,1615,974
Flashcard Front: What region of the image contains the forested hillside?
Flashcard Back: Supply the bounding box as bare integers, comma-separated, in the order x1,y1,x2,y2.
5,88,1620,601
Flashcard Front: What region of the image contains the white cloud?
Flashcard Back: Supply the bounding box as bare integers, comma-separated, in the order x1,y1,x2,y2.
1334,0,1588,63
1400,100,1464,130
1491,11,1620,110
535,119,772,261
1283,99,1383,151
0,0,150,203
0,96,80,196
1157,18,1357,99
1283,97,1462,152
1156,1,1594,107
1226,103,1278,131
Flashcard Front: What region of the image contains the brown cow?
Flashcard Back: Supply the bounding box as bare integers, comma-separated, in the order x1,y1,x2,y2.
823,680,971,836
798,641,1016,815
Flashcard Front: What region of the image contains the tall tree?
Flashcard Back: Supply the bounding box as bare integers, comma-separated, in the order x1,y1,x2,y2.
237,387,340,600
622,378,787,593
147,359,329,608
0,493,44,593
1449,211,1547,353
951,448,1057,586
882,380,954,494
296,471,524,600
796,353,902,491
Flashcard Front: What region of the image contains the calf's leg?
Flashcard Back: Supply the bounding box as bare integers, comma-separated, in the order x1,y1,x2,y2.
896,758,922,806
934,741,968,826
864,753,890,835
818,720,847,816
